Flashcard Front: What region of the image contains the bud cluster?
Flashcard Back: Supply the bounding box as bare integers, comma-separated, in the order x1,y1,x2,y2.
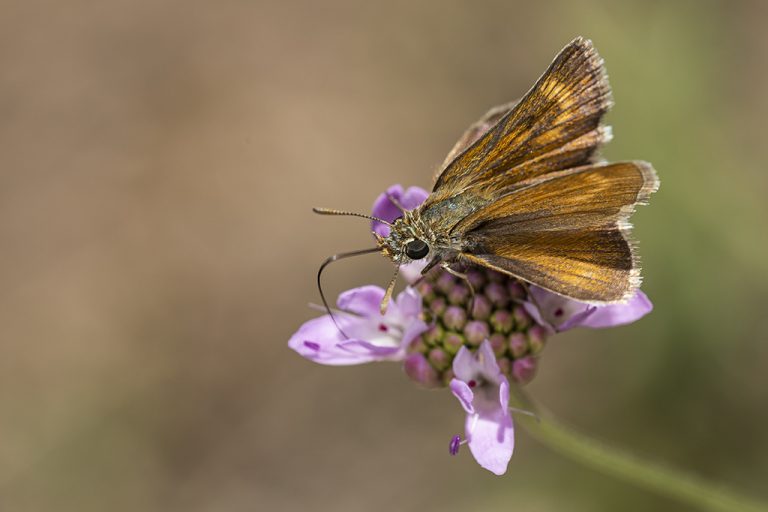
404,267,549,388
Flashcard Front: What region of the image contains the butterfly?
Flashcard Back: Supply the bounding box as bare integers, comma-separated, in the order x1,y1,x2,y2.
315,37,659,317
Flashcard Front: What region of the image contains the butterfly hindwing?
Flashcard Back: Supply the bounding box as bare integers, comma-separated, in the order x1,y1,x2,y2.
456,161,659,302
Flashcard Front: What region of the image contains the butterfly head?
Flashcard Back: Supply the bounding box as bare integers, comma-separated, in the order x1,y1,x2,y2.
374,211,433,264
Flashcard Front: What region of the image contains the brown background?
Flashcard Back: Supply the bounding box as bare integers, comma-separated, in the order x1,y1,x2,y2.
1,1,767,511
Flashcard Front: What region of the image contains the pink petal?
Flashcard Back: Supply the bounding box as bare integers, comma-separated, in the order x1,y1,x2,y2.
399,261,428,285
450,378,475,414
392,286,422,319
288,316,380,366
370,184,429,237
404,353,441,387
466,409,514,476
371,184,405,237
337,340,401,358
526,286,653,331
400,186,429,210
521,301,551,333
336,286,385,318
557,307,598,331
477,340,501,380
499,377,510,412
526,286,591,331
578,291,653,328
401,318,429,347
451,346,475,381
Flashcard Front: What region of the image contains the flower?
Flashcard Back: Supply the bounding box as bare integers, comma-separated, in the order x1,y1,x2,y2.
408,265,547,387
449,340,514,475
289,183,655,475
524,285,653,333
288,285,427,365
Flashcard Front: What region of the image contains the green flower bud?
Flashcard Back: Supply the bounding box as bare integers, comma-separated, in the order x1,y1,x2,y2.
435,272,456,294
443,332,466,355
443,305,468,331
428,347,451,371
485,281,510,309
507,280,526,300
512,356,537,384
513,305,533,330
508,332,528,358
430,297,447,317
490,310,514,334
416,281,436,302
464,320,490,346
423,323,444,345
448,284,470,305
489,333,507,357
405,265,551,389
466,268,486,290
497,356,512,377
470,295,492,321
409,336,429,354
528,324,548,354
404,353,441,388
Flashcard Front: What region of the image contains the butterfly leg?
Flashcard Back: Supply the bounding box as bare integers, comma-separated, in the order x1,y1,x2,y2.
441,263,476,314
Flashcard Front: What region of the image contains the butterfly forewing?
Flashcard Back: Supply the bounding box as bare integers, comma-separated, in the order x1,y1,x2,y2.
414,37,658,303
428,37,612,208
453,161,656,235
437,100,519,175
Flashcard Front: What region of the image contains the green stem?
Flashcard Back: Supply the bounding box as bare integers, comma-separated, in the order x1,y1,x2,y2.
509,387,768,512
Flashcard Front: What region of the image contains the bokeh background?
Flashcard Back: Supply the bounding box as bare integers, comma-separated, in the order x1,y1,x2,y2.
1,0,767,510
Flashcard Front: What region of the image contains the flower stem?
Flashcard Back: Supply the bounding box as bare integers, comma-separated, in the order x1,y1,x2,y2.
509,387,768,512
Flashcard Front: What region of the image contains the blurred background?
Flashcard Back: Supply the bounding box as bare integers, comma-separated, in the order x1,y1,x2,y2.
1,0,767,510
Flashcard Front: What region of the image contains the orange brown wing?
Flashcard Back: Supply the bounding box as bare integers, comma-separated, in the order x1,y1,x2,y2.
436,100,519,178
457,161,659,302
421,37,613,233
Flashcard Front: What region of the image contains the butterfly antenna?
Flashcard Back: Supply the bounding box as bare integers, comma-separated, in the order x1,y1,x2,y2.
317,247,382,338
385,193,407,213
313,207,392,227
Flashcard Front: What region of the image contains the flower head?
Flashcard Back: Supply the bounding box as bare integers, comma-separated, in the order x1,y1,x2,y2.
406,264,547,387
289,183,654,475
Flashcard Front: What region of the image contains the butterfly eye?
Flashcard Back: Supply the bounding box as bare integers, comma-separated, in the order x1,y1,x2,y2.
405,239,429,260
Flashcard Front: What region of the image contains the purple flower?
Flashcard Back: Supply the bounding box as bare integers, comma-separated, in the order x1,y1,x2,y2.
449,340,514,475
524,286,653,333
289,285,427,365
